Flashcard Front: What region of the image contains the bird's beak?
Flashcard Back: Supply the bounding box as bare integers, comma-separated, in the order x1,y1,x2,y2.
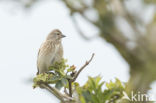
61,34,66,38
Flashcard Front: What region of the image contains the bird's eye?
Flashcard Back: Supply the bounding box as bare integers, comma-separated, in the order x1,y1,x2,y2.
56,33,59,35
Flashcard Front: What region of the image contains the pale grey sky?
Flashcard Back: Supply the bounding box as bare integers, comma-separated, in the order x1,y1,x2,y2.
1,0,154,103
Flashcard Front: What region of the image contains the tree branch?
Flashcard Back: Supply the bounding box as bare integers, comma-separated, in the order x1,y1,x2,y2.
40,83,73,103
68,80,72,97
71,53,95,82
71,16,97,40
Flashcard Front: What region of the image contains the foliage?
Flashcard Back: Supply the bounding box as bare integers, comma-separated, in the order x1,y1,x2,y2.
33,59,126,103
33,59,72,90
76,76,125,103
144,0,156,4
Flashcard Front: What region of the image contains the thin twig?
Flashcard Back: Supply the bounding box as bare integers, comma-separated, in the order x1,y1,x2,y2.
62,0,87,14
71,53,95,82
63,0,98,41
71,16,97,40
79,13,97,25
71,16,92,40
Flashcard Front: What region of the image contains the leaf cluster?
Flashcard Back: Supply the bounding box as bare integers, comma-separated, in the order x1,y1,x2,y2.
76,76,125,103
33,59,76,90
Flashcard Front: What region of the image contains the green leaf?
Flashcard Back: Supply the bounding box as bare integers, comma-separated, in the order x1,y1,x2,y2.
61,78,68,86
55,80,63,90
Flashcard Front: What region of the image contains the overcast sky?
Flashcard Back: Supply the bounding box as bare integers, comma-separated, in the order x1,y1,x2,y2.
0,0,155,103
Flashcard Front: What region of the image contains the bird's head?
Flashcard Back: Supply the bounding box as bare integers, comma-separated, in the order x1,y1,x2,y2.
46,29,66,41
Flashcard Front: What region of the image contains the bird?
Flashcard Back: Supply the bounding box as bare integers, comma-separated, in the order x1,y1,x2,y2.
37,29,66,75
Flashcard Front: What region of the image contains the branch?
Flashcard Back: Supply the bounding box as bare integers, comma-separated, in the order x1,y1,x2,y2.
71,16,97,40
118,0,143,37
68,80,72,97
62,0,87,14
71,53,95,82
63,0,98,40
40,83,73,103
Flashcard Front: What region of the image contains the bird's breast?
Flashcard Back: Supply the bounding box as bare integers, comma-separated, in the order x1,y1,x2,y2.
46,43,60,63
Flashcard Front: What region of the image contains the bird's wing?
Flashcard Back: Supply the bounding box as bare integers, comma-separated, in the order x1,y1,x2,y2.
36,48,41,75
36,42,44,75
36,41,54,74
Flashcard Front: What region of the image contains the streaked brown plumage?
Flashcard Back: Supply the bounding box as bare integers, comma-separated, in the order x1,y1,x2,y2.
37,29,65,74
